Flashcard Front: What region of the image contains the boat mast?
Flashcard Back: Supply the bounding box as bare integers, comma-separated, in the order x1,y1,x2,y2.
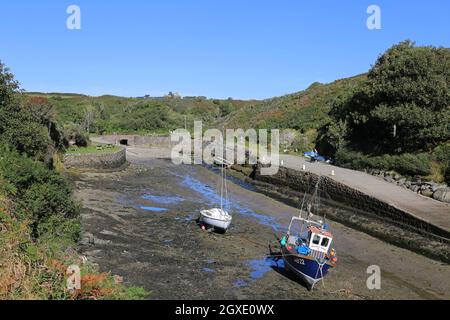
220,126,227,212
220,154,224,211
311,176,322,213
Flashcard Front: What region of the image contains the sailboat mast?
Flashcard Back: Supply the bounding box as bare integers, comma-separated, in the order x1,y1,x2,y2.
220,160,224,211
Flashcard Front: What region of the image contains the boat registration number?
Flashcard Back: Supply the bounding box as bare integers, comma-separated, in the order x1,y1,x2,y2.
294,258,305,265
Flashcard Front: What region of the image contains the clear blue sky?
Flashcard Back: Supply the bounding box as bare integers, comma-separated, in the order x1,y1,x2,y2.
1,0,449,99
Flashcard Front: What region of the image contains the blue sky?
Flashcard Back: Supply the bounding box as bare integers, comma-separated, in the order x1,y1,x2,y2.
0,0,449,99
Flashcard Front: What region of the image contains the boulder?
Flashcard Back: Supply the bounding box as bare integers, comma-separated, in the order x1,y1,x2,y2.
420,189,434,198
432,184,447,192
80,232,95,246
384,176,394,183
433,188,450,203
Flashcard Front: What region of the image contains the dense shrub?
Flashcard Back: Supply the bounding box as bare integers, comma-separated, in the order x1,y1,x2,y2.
1,61,66,163
1,60,148,300
432,143,450,163
335,148,431,177
74,132,89,147
445,166,450,185
323,41,450,155
0,145,79,240
432,143,450,184
390,153,431,176
108,103,183,133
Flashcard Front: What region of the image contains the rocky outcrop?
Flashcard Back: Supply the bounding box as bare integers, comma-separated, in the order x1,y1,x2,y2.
368,169,449,204
433,188,450,203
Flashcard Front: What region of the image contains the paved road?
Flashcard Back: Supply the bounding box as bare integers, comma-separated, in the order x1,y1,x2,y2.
280,154,450,234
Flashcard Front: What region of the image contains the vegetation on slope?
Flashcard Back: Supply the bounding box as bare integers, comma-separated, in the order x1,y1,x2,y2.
0,61,148,300
26,92,256,136
25,40,449,183
223,75,367,132
318,41,450,183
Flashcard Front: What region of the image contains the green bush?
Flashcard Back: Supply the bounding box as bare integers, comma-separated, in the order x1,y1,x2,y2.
0,145,79,240
445,166,450,185
432,143,450,163
390,153,431,176
323,41,450,155
432,143,450,184
74,132,89,147
335,148,431,177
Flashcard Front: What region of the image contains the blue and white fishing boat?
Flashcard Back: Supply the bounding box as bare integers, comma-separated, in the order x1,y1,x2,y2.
280,177,338,290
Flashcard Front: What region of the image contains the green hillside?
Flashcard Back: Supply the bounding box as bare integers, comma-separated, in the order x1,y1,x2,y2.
26,92,257,136
223,74,367,131
24,41,449,184
1,62,148,300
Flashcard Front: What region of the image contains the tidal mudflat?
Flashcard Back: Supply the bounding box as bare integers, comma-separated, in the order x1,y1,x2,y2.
71,157,450,300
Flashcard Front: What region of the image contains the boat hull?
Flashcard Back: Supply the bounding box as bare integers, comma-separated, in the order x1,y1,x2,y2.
200,212,232,231
281,246,332,290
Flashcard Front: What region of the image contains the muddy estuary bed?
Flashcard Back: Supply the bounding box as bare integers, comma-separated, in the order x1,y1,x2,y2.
70,158,450,300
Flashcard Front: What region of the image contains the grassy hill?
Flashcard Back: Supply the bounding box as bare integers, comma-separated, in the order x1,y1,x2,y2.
27,75,366,135
26,92,258,135
24,41,449,184
26,74,367,155
223,74,367,131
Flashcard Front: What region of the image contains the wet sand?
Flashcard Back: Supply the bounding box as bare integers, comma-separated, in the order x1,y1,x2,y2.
71,158,450,300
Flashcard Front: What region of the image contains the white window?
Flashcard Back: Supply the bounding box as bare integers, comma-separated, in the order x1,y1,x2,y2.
309,234,332,253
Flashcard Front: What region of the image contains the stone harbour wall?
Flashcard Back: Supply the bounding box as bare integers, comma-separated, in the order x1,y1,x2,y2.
234,164,450,243
96,135,173,148
64,148,127,170
229,164,450,262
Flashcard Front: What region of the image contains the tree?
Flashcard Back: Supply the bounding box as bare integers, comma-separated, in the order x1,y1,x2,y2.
219,102,234,117
0,61,20,108
0,61,65,164
327,41,450,154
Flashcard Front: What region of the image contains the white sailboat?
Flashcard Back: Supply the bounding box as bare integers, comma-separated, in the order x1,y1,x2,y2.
200,157,232,232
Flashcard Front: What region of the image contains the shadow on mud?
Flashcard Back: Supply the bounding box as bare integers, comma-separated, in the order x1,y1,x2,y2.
268,239,310,290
